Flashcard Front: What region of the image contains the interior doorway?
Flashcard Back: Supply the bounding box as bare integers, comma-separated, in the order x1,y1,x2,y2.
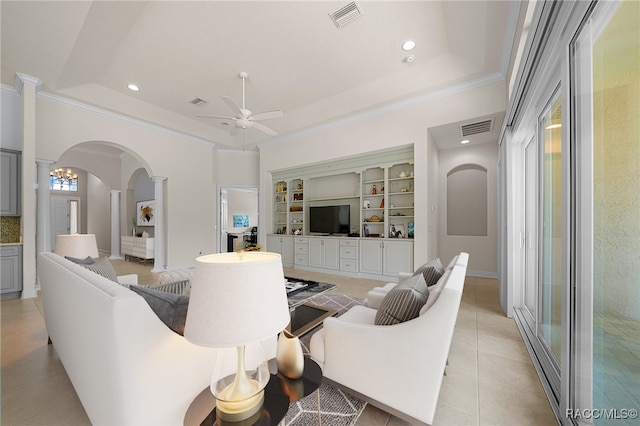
218,186,259,253
51,195,80,250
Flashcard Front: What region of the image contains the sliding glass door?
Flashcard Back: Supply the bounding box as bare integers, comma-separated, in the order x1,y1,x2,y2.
574,0,640,423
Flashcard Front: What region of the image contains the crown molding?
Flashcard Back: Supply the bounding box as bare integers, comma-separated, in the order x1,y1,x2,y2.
14,73,42,95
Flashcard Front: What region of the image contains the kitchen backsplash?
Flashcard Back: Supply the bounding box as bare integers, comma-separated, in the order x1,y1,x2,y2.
0,216,21,243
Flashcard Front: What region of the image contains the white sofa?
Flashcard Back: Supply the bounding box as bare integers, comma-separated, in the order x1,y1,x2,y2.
309,252,469,426
37,252,229,425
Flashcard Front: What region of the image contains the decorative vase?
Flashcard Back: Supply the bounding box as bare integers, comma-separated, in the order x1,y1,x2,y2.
276,329,304,379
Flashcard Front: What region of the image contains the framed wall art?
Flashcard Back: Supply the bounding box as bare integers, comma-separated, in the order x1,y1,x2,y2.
137,200,155,226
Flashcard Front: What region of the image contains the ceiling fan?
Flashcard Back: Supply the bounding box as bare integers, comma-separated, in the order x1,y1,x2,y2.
198,72,283,136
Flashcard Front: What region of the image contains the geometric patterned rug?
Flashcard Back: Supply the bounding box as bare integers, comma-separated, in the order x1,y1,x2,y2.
285,292,368,426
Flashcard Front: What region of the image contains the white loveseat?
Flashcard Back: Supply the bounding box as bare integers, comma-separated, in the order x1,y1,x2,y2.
37,252,224,425
309,252,469,426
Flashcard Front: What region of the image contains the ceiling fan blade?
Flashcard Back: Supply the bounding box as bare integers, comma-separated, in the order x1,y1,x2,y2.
252,121,278,136
221,96,243,117
196,114,235,120
250,110,284,121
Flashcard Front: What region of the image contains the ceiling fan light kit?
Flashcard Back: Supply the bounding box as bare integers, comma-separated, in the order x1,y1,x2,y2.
197,72,283,136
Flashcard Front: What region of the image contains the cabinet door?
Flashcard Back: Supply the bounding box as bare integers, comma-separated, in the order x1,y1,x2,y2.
0,151,20,216
308,238,323,267
359,239,383,275
280,237,295,265
266,235,281,253
1,249,21,294
383,240,413,276
323,238,340,270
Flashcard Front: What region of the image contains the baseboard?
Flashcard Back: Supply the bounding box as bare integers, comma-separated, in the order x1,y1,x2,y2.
466,269,498,279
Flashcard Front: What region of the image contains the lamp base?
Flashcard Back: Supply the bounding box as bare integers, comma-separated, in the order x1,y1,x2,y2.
216,390,264,422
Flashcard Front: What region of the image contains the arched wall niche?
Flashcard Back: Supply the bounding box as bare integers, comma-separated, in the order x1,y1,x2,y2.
446,163,488,236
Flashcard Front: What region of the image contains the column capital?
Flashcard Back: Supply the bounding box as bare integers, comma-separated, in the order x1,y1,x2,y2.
15,73,42,95
152,176,167,183
36,159,55,167
109,189,122,195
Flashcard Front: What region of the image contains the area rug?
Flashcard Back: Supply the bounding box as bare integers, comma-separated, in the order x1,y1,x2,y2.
285,292,368,426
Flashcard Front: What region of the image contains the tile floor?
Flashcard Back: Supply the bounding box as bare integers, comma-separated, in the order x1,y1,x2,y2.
1,259,557,425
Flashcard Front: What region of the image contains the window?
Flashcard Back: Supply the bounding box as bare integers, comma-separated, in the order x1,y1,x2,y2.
50,168,78,191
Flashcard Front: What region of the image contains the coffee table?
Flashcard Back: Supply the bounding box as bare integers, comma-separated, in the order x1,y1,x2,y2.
285,277,337,336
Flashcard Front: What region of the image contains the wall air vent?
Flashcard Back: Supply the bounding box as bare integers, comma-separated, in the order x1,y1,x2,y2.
329,1,364,28
460,119,493,137
190,97,208,106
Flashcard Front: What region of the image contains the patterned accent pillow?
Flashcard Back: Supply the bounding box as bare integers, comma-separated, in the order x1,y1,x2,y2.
81,256,118,282
65,256,95,265
420,270,451,315
130,285,190,335
374,273,429,326
413,258,444,286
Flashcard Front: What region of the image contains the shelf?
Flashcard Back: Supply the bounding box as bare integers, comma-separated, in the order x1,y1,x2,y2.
388,191,414,196
307,195,359,202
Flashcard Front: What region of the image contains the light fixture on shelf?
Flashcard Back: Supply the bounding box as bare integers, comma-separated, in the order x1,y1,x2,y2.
184,252,289,422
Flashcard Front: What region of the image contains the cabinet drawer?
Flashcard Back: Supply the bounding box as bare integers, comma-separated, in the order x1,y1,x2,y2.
340,259,357,272
295,244,309,255
294,237,308,245
340,246,358,260
0,246,20,256
294,254,308,266
340,239,358,247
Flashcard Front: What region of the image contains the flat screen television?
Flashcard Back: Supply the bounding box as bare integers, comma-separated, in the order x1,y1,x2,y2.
309,205,350,235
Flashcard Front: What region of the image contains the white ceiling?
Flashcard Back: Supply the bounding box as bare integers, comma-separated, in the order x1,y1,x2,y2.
1,1,520,150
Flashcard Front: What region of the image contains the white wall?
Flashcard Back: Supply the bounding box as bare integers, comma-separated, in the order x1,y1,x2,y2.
438,143,498,276
34,94,219,267
260,80,507,265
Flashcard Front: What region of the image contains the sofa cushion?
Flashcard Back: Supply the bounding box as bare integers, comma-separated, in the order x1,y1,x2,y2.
81,256,118,282
130,285,190,335
420,270,452,315
374,273,429,325
413,258,444,286
65,255,95,265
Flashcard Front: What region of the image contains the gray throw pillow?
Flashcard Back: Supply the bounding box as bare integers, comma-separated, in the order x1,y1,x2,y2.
374,274,429,326
65,256,95,265
81,256,118,282
413,258,444,286
130,285,190,335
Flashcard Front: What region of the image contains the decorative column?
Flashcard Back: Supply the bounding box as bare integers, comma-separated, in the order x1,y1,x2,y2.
17,73,41,299
152,176,166,272
36,160,54,254
109,190,122,259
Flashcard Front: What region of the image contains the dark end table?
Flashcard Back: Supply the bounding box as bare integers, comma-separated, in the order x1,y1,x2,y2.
185,357,322,426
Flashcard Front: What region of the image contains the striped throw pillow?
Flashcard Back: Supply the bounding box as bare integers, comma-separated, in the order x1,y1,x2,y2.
374,273,429,326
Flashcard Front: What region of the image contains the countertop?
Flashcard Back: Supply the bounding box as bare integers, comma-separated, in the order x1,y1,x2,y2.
0,242,23,246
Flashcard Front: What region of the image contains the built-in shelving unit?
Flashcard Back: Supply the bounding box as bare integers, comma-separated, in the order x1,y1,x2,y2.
268,147,415,278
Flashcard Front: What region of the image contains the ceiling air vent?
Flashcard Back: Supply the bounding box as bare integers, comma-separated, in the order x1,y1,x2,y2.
460,119,493,137
329,1,364,28
190,97,208,107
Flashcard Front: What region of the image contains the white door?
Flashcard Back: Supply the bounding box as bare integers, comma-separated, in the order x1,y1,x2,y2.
51,196,70,250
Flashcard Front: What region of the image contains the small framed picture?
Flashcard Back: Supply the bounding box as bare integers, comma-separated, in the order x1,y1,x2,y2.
389,224,405,238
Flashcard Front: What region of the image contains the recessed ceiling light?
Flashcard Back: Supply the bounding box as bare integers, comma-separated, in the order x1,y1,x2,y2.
127,84,139,91
402,40,416,51
460,139,470,144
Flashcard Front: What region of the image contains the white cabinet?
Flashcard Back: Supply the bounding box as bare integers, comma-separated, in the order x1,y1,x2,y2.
360,239,413,277
294,237,309,266
308,237,339,270
339,239,359,272
1,245,22,299
266,235,294,267
1,150,21,216
360,239,383,275
121,236,154,262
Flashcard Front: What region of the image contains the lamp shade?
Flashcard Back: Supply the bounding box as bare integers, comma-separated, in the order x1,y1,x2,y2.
184,252,289,348
54,234,99,258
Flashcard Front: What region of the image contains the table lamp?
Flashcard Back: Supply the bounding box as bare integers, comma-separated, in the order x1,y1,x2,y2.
184,252,290,422
53,234,99,258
